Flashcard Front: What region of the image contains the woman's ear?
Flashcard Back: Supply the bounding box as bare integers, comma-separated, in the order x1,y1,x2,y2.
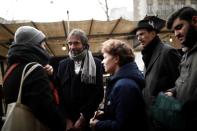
114,55,120,64
192,16,197,27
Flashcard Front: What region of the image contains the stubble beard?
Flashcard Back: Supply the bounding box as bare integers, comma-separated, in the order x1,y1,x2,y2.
182,25,197,48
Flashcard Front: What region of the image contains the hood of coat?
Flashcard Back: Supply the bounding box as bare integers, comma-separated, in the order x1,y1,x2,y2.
109,62,145,90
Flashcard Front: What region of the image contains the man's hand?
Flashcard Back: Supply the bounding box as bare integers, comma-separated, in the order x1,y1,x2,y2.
89,118,99,131
92,110,104,120
165,91,173,96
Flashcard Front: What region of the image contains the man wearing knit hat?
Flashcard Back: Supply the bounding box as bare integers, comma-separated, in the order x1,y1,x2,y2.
56,28,104,131
4,26,66,131
133,16,181,130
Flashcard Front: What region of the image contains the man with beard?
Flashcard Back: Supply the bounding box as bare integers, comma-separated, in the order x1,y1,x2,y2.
166,7,197,130
56,29,104,131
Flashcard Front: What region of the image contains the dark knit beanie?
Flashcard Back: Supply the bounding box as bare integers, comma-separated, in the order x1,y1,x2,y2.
14,26,46,45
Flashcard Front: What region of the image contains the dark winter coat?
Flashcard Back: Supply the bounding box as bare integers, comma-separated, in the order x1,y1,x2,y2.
95,62,149,131
56,57,104,121
3,43,65,131
142,36,181,107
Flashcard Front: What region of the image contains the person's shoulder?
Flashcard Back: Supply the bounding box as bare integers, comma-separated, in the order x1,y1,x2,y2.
28,64,47,77
160,42,179,54
93,57,102,61
93,57,102,64
115,78,139,92
162,42,176,50
58,58,73,70
161,43,181,59
115,77,134,86
59,57,71,65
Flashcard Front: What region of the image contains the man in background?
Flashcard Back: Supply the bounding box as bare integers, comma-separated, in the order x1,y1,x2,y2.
56,29,104,131
133,16,181,130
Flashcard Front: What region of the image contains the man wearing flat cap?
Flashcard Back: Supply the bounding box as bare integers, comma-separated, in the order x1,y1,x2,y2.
133,16,181,130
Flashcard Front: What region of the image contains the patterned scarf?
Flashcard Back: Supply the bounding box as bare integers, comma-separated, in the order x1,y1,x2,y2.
69,49,96,84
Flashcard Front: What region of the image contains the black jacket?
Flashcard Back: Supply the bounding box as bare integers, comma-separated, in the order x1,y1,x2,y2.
3,63,65,131
4,40,66,131
142,37,181,107
56,57,104,121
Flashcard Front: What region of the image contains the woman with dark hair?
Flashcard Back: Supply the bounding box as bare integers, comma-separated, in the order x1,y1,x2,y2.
3,26,65,131
89,39,149,131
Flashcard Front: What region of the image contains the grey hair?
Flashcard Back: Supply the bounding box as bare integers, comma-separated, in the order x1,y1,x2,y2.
67,28,89,48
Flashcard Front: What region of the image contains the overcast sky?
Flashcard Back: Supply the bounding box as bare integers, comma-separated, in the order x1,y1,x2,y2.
0,0,132,22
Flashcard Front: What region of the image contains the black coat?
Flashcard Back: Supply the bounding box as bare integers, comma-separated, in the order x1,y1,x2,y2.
3,63,65,131
4,40,65,131
143,37,181,107
56,57,104,121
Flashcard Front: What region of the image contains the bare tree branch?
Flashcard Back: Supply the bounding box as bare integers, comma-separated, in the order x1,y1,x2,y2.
98,0,110,21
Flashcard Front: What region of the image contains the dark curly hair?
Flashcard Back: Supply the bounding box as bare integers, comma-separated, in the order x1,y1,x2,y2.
167,6,197,30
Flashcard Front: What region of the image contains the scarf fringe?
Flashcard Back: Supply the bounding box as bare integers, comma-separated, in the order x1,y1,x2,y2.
81,74,96,84
81,50,96,84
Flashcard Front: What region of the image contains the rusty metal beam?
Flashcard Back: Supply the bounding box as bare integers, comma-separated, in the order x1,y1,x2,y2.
88,19,94,35
31,21,38,29
110,17,121,35
62,20,67,37
47,32,135,40
0,24,14,36
0,43,9,50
